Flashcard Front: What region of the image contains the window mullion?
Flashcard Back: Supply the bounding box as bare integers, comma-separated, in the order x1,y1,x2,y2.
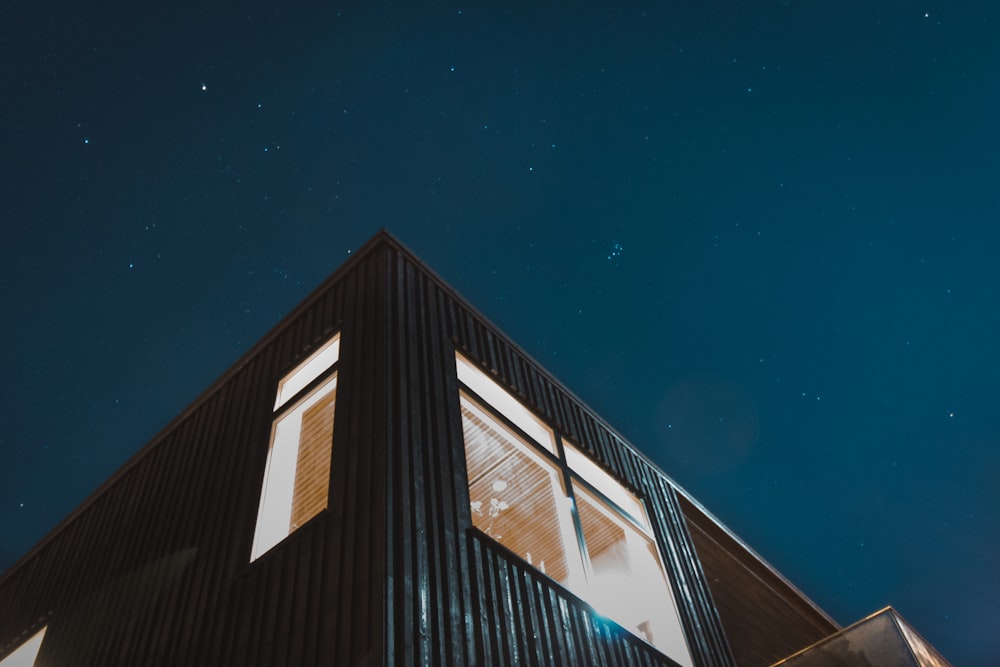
556,435,594,591
569,472,653,539
273,364,339,420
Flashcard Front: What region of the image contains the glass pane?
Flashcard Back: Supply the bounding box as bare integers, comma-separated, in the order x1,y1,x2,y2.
456,352,557,454
274,333,341,410
576,485,692,667
564,440,650,531
252,374,337,561
461,393,584,591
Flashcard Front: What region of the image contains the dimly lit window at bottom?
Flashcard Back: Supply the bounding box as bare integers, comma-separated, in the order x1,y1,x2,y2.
0,626,46,667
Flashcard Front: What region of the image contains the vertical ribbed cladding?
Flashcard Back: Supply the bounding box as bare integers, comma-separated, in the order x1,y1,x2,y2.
198,353,275,667
321,244,387,666
677,495,837,667
468,532,678,667
385,248,474,667
438,283,736,667
135,394,217,663
168,374,243,664
645,474,733,667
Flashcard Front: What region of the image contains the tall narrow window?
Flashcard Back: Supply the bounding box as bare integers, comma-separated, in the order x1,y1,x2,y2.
0,627,46,667
457,352,692,667
251,333,340,561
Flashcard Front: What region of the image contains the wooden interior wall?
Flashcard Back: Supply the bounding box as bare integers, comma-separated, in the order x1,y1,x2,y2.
0,240,387,666
678,495,838,667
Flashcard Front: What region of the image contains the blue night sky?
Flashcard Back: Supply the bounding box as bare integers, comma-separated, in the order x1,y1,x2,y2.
2,2,998,664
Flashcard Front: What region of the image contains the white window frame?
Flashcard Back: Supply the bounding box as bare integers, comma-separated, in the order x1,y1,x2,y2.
251,333,340,562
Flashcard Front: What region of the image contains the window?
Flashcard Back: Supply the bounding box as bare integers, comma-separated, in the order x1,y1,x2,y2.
251,333,340,561
457,352,692,667
0,627,45,667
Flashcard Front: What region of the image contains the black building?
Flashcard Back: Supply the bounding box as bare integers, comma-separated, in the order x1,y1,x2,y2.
0,232,948,666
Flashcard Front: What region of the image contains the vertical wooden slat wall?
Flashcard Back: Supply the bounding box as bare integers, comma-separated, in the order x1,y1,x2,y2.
2,232,834,667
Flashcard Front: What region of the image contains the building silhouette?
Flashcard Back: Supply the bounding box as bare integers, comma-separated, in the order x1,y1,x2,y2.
0,231,949,666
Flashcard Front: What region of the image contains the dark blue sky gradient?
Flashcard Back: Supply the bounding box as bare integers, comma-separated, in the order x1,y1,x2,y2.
3,2,998,664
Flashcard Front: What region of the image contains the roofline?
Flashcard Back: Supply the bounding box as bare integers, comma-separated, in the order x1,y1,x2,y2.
2,228,839,632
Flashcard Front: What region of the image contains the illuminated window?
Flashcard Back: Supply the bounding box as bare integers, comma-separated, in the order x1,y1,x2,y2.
462,393,587,591
251,333,340,561
0,627,46,667
457,352,692,667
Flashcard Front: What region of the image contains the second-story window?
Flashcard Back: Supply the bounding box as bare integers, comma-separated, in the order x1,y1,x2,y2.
456,352,692,667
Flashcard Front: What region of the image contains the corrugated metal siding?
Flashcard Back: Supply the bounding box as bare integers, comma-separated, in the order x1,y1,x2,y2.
469,531,677,667
678,496,837,667
385,252,476,667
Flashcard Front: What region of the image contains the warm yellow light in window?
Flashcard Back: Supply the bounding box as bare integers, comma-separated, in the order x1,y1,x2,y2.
456,350,692,666
252,373,336,561
564,440,650,531
461,393,586,592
